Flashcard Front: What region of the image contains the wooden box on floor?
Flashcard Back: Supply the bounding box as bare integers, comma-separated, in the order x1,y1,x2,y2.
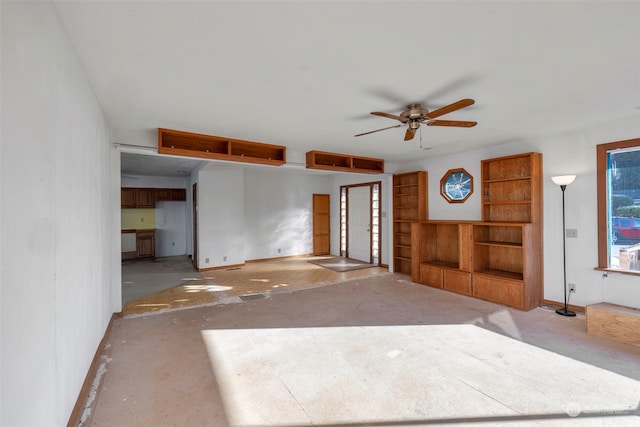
586,303,640,347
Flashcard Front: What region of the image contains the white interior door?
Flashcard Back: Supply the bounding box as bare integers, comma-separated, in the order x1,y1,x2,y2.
348,186,371,263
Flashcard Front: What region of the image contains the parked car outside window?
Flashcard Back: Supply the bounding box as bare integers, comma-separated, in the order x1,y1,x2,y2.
611,216,640,243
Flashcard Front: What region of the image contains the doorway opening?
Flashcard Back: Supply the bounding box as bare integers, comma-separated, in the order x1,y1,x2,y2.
340,181,381,265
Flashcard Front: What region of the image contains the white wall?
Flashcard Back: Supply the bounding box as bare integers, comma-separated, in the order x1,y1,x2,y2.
121,174,188,257
399,115,640,309
155,202,187,257
1,2,119,426
244,168,332,260
197,165,245,268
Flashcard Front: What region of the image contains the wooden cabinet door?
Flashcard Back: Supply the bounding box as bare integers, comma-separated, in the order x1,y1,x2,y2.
171,189,186,201
136,189,155,208
154,189,171,201
136,231,155,258
121,188,136,208
312,194,330,255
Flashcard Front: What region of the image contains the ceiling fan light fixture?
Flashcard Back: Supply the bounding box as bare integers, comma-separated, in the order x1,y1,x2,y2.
354,98,476,140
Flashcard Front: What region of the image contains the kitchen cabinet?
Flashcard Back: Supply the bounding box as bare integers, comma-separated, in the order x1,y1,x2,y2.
121,188,155,208
123,187,187,206
136,230,155,258
121,229,155,259
121,188,136,208
155,188,186,201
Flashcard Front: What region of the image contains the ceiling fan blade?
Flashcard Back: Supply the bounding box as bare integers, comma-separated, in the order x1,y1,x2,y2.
354,124,402,137
404,128,416,141
426,120,477,128
425,98,475,119
371,112,407,122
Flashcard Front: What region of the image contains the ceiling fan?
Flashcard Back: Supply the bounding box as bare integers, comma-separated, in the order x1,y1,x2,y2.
355,98,477,141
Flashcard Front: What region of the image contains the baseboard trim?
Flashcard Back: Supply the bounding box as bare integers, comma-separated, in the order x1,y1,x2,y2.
246,253,314,263
67,312,122,427
542,299,585,314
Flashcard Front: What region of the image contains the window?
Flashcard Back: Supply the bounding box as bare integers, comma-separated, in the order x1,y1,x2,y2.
597,138,640,273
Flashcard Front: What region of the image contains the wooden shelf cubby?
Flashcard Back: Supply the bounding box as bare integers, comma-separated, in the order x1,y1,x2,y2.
305,150,384,174
481,152,541,223
411,221,473,296
158,128,286,166
392,171,428,274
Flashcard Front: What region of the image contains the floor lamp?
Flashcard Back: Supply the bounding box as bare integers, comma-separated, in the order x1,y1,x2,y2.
551,175,576,317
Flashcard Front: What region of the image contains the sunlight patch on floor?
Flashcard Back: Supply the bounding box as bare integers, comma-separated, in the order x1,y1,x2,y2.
183,284,233,292
202,324,640,426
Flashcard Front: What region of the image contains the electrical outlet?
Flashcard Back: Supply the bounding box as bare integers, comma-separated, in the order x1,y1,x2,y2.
277,248,281,254
205,257,210,264
223,256,227,261
566,228,578,238
569,283,576,292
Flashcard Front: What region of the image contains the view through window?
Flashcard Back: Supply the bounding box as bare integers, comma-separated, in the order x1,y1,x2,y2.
598,139,640,272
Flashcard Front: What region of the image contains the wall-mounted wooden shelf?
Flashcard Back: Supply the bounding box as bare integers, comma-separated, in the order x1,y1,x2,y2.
158,128,286,166
305,150,384,174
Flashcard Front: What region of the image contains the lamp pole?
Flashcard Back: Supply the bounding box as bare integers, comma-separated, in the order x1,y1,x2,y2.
551,175,577,317
556,184,575,316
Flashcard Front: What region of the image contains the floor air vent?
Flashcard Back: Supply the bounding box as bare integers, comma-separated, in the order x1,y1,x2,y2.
239,293,265,301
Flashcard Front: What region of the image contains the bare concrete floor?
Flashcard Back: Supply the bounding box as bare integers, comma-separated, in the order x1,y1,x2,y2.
86,271,640,426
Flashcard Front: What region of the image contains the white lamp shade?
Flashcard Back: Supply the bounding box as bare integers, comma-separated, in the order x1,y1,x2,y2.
551,175,576,186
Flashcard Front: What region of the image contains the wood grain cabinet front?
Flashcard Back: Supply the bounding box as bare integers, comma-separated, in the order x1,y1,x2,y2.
136,230,155,258
121,188,155,208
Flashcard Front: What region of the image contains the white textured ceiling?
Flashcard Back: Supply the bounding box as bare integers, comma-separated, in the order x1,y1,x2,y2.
55,1,640,176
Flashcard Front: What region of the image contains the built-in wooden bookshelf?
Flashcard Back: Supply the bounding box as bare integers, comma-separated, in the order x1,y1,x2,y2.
158,128,286,166
393,171,427,274
410,152,543,310
411,221,473,296
305,150,384,174
481,152,542,223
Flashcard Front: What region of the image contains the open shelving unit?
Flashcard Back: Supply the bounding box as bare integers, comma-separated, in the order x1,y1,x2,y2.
393,171,427,274
305,150,384,174
474,152,542,310
158,128,286,166
411,221,473,295
409,152,542,310
481,153,540,223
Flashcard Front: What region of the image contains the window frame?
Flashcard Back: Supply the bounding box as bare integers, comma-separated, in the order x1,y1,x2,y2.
596,137,640,274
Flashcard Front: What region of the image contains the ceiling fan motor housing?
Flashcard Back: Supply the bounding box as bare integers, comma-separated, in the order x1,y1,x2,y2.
400,104,430,122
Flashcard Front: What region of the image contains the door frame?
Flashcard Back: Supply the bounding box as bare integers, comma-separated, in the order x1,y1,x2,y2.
340,181,382,265
192,182,198,269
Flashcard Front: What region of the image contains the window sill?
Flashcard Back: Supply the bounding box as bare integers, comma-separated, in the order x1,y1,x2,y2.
595,267,640,277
